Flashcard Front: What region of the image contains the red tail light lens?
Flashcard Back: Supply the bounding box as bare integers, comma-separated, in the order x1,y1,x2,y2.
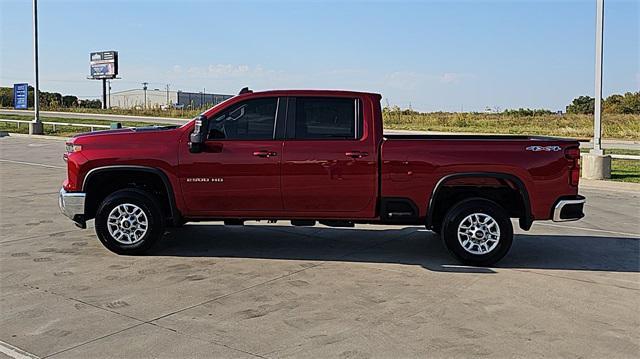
565,146,581,186
565,147,580,160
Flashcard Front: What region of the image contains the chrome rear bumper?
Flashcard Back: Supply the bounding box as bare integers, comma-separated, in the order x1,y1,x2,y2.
552,196,586,222
59,188,87,228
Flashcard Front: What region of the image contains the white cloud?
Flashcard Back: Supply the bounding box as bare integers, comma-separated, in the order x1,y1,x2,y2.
439,72,475,84
384,71,429,90
172,64,280,79
383,71,476,89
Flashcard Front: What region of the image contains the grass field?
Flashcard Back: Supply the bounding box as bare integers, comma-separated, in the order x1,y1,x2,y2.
611,160,640,183
3,107,639,140
382,112,639,140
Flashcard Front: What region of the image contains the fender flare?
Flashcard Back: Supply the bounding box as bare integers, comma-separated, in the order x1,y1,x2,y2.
82,165,181,225
426,172,532,230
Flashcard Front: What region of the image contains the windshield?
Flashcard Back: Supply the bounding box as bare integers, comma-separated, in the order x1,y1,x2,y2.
181,95,237,129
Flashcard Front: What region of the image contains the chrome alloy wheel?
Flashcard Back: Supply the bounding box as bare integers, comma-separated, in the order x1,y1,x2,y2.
457,213,501,255
107,203,148,245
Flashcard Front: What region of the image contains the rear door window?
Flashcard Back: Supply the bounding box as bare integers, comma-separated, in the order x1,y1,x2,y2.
291,97,360,139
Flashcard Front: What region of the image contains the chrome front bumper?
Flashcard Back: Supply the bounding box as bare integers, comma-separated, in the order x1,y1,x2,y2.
552,195,586,222
59,188,87,228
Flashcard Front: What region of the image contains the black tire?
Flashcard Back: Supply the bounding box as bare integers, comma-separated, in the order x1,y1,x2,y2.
441,198,513,266
95,189,165,255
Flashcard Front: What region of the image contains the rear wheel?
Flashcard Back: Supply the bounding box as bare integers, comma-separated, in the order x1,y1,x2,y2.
95,189,165,255
441,198,513,266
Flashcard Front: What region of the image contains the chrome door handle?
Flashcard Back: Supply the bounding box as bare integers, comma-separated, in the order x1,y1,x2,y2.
253,150,277,158
345,151,368,159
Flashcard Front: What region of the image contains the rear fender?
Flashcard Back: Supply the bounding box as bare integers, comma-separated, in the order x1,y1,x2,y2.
426,172,532,230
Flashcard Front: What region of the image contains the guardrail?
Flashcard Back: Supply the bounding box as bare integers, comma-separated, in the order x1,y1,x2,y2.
605,154,640,160
0,118,120,132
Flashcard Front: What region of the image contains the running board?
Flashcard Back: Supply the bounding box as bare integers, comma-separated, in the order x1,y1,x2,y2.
387,212,413,218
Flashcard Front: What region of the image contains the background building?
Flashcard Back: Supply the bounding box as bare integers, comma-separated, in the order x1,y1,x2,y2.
110,89,232,109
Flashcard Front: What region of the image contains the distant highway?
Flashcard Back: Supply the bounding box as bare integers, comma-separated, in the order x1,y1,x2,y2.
2,108,637,150
0,108,189,125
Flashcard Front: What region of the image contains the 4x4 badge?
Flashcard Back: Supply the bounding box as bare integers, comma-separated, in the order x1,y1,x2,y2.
526,145,562,152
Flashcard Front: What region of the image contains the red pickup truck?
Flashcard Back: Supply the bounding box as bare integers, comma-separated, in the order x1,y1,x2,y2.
59,88,585,265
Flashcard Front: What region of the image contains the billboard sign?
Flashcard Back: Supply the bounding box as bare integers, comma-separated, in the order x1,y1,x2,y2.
13,83,28,109
90,51,118,79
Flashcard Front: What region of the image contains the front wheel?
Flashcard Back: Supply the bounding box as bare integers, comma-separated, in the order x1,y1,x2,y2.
95,189,165,255
441,198,513,266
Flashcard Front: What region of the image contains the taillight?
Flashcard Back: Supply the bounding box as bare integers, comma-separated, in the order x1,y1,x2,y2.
65,142,82,153
565,146,581,186
565,147,580,160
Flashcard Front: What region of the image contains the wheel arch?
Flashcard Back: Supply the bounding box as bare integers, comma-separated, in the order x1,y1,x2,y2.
426,172,532,230
82,165,181,225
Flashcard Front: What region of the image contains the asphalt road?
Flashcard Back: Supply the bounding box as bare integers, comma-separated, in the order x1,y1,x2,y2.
1,135,639,358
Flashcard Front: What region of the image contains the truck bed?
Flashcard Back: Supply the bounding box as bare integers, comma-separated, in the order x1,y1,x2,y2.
380,134,581,221
384,134,574,141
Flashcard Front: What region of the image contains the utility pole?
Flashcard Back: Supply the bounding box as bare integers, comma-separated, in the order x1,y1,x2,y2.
102,79,107,109
583,0,611,179
142,82,148,109
107,79,112,109
165,84,170,105
30,0,43,134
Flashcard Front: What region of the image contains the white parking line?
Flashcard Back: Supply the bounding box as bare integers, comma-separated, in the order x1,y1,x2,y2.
538,222,639,238
0,340,39,359
0,159,65,169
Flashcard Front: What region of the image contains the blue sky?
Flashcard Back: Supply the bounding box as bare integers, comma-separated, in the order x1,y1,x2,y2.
1,0,638,111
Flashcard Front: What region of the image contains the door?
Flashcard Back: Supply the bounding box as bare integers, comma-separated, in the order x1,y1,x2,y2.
281,96,377,216
180,97,284,214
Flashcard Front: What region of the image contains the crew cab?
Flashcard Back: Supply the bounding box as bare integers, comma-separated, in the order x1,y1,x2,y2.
59,88,585,265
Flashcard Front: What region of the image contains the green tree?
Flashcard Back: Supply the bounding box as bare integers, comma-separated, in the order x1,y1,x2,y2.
566,96,595,114
0,87,12,107
620,92,640,114
78,99,102,109
503,108,553,116
603,94,624,113
62,95,78,107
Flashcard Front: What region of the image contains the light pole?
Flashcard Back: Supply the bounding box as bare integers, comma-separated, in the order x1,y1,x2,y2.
583,0,611,179
592,0,604,155
142,82,148,109
30,0,43,135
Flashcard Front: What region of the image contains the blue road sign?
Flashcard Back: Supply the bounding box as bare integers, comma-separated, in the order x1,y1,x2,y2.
14,83,28,109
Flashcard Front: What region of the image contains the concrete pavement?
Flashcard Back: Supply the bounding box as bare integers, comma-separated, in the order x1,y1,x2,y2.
0,136,638,358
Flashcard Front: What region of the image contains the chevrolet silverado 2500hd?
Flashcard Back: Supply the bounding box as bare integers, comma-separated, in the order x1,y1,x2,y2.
59,89,585,265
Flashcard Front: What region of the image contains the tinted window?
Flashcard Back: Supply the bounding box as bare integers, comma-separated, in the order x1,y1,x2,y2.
208,98,277,140
294,97,357,139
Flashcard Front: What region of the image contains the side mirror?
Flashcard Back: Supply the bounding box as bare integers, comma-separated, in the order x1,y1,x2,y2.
189,115,209,153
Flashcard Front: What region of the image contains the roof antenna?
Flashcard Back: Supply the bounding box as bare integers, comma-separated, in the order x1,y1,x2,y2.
239,87,252,95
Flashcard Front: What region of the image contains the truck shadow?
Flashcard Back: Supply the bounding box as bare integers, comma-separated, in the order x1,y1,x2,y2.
153,224,639,274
